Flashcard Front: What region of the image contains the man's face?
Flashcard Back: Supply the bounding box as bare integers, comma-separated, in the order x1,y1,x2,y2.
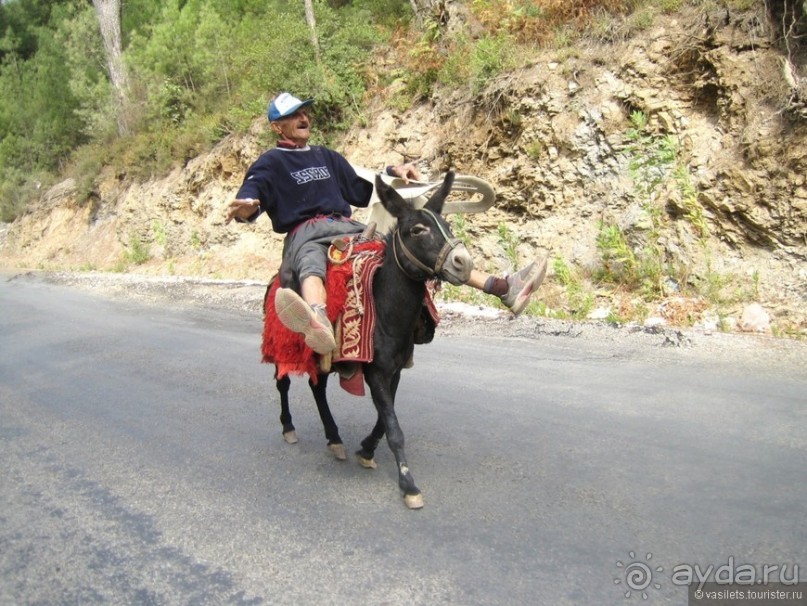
271,109,312,144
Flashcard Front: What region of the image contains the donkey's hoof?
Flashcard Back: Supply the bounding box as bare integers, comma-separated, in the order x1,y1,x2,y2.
283,430,298,444
328,443,347,460
404,493,424,509
357,455,377,469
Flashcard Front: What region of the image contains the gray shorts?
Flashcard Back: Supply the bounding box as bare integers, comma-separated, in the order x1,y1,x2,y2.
279,215,366,289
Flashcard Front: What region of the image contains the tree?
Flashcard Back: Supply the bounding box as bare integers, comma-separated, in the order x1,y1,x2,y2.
92,0,130,135
304,0,323,68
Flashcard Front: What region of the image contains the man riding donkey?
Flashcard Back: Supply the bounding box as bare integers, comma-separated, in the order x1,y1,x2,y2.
226,92,547,354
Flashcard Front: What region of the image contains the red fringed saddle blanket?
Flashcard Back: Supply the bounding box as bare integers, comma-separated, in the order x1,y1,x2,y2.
261,238,438,395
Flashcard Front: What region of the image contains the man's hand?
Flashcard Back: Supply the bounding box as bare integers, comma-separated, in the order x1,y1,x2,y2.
225,199,260,224
389,163,421,184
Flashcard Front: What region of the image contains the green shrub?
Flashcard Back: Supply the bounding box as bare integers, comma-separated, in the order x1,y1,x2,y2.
595,222,666,299
0,173,37,223
497,222,520,267
450,214,472,248
123,231,151,265
68,146,105,207
673,165,709,238
625,110,678,197
554,256,595,319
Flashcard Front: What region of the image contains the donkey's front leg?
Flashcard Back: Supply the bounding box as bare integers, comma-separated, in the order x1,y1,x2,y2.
365,367,423,509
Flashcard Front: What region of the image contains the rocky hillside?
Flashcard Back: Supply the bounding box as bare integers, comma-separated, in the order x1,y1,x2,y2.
1,4,805,336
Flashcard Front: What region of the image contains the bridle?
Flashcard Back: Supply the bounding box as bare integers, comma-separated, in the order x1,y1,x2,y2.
392,208,463,281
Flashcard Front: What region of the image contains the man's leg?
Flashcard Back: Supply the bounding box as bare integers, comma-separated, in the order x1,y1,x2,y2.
275,220,365,354
275,236,337,355
300,274,327,306
467,257,548,316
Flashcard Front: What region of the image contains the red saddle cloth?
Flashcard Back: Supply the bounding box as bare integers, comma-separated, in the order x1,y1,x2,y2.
261,238,438,395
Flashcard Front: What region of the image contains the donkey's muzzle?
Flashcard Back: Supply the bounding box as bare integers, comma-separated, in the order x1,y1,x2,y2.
441,243,474,285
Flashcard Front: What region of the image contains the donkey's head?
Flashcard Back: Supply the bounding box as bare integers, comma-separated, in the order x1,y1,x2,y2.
375,170,473,285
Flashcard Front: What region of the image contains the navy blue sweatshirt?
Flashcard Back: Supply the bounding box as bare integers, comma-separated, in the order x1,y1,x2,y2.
236,145,374,233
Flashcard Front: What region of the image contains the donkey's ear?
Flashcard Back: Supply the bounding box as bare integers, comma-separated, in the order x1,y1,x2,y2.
375,174,411,219
424,170,455,215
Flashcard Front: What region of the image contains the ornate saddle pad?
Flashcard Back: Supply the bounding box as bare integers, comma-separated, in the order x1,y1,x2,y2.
261,237,438,395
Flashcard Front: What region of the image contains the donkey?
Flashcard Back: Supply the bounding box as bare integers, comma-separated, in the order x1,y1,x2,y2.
271,170,473,508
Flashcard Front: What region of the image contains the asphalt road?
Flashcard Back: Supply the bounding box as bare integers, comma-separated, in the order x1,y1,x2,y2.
1,275,805,605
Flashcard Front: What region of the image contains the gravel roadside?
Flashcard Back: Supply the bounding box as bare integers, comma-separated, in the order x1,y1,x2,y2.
6,269,806,372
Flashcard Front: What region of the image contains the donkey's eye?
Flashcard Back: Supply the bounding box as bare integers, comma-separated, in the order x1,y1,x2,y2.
411,224,430,237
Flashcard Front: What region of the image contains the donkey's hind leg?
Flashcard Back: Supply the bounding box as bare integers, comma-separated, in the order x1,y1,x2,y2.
276,372,298,444
309,373,346,460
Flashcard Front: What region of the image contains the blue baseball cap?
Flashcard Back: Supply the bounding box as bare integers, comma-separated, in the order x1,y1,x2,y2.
267,92,314,121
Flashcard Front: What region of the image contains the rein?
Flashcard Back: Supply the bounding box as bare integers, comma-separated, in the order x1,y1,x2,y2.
392,208,462,281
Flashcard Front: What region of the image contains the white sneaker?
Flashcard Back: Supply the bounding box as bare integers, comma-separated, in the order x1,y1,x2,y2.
500,257,548,316
275,288,336,354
